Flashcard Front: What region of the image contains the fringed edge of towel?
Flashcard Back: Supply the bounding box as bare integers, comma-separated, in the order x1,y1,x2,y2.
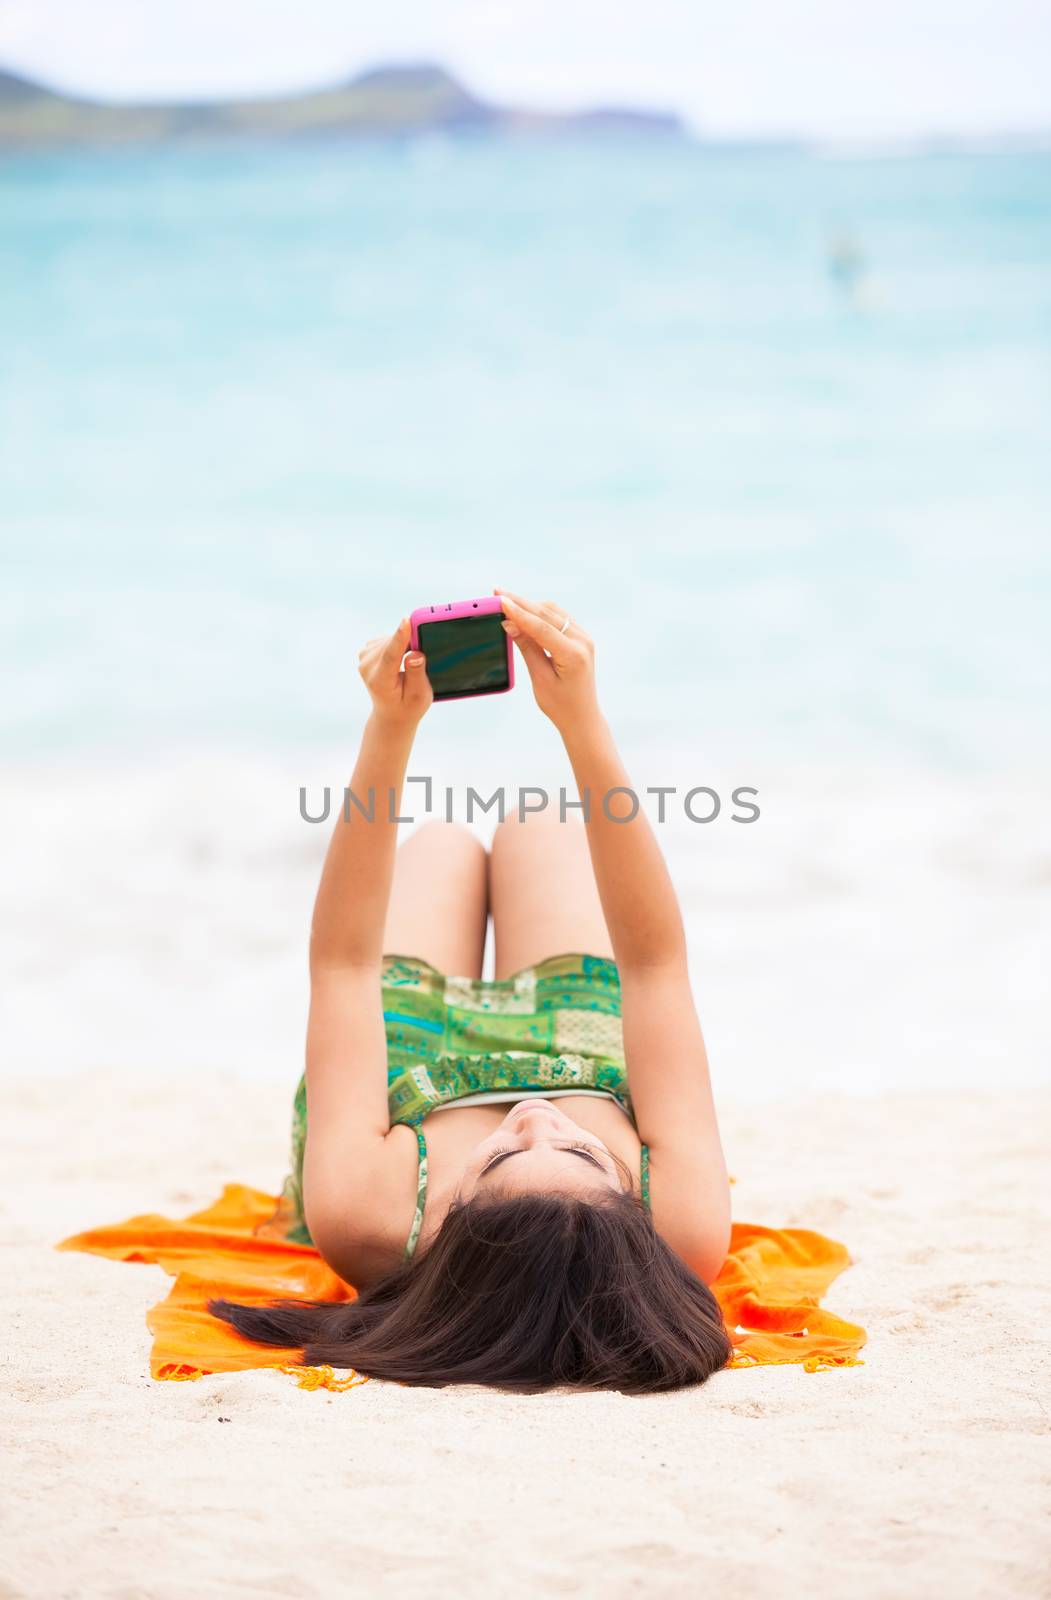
728,1352,865,1373
154,1360,370,1392
280,1364,371,1392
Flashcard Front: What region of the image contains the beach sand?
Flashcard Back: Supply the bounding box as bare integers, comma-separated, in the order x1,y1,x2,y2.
4,1072,1048,1599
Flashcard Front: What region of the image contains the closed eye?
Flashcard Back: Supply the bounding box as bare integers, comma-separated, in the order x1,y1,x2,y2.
480,1143,606,1178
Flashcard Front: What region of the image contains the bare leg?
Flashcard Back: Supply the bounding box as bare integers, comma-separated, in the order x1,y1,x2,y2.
489,811,614,979
383,821,488,978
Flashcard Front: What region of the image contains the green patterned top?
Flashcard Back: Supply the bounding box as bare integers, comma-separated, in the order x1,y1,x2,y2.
268,951,650,1258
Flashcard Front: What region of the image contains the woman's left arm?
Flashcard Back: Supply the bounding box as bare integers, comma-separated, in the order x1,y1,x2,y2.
557,712,731,1281
499,592,731,1281
302,622,432,1269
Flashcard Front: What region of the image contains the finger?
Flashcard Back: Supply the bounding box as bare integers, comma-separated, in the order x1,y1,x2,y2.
499,595,573,660
499,590,586,647
401,649,431,706
509,629,555,689
496,589,553,623
535,599,591,652
541,599,589,647
381,618,412,667
358,640,385,678
497,590,570,630
358,636,385,659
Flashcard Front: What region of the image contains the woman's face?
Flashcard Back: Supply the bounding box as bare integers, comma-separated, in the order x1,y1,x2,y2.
458,1097,623,1202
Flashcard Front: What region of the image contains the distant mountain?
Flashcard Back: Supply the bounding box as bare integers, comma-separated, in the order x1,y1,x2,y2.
0,62,686,149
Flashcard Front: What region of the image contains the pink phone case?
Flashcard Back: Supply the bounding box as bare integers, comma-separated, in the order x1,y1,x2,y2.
409,597,515,700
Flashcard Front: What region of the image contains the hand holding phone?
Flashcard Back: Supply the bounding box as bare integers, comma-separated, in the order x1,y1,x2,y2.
358,618,433,727
495,590,598,735
410,598,515,702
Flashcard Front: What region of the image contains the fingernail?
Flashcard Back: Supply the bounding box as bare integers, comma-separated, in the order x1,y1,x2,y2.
407,652,425,665
502,622,519,636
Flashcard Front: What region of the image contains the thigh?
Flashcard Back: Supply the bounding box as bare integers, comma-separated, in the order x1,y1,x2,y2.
489,811,614,979
384,822,488,978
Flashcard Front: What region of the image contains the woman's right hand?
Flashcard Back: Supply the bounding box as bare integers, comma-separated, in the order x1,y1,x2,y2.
496,590,600,736
358,618,433,730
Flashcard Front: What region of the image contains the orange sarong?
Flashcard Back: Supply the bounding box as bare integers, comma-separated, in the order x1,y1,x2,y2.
58,1183,866,1391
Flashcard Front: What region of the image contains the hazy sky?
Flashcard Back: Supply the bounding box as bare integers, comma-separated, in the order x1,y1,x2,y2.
1,0,1049,139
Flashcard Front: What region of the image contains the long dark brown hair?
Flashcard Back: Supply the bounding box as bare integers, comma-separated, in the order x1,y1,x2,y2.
209,1189,730,1393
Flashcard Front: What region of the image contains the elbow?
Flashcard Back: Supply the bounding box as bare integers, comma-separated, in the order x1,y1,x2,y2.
675,1213,732,1287
692,1241,730,1287
617,945,690,981
308,924,333,975
308,921,358,975
615,911,689,975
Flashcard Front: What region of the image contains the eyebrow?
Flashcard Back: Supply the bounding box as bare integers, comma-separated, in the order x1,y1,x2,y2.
480,1145,606,1178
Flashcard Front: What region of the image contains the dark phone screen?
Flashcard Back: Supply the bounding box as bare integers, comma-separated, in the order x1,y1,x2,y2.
417,612,510,699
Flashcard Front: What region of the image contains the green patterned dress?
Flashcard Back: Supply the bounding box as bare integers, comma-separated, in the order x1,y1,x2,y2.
266,951,650,1257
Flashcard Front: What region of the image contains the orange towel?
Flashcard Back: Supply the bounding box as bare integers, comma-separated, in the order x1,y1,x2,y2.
57,1184,865,1390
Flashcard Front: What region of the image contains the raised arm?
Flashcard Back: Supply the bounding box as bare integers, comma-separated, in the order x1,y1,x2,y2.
310,623,430,976
302,621,432,1275
498,591,730,1279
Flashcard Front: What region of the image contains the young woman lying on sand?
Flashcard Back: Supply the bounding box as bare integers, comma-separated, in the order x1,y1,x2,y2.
211,591,732,1392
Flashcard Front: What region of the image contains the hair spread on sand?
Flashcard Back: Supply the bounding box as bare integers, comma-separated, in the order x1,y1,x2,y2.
209,1190,731,1394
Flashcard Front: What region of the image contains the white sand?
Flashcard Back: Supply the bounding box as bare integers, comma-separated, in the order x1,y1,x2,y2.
4,1072,1049,1599
4,753,1049,1592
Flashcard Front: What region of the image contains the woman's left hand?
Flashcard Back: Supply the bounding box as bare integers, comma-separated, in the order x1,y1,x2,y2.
358,619,433,729
496,590,600,736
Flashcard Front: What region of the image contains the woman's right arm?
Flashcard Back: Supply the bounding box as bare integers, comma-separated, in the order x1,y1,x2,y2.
499,591,730,1281
302,623,432,1277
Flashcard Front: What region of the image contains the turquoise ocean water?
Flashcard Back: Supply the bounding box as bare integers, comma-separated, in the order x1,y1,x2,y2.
4,137,1050,1091
2,138,1050,767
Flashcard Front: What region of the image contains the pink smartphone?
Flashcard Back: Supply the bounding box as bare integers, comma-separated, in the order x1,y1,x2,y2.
409,597,515,702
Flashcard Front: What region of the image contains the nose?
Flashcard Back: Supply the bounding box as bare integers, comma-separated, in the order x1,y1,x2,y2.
507,1098,563,1135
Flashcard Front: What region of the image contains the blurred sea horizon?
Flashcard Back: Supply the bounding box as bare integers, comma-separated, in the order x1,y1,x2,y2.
3,137,1049,1096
